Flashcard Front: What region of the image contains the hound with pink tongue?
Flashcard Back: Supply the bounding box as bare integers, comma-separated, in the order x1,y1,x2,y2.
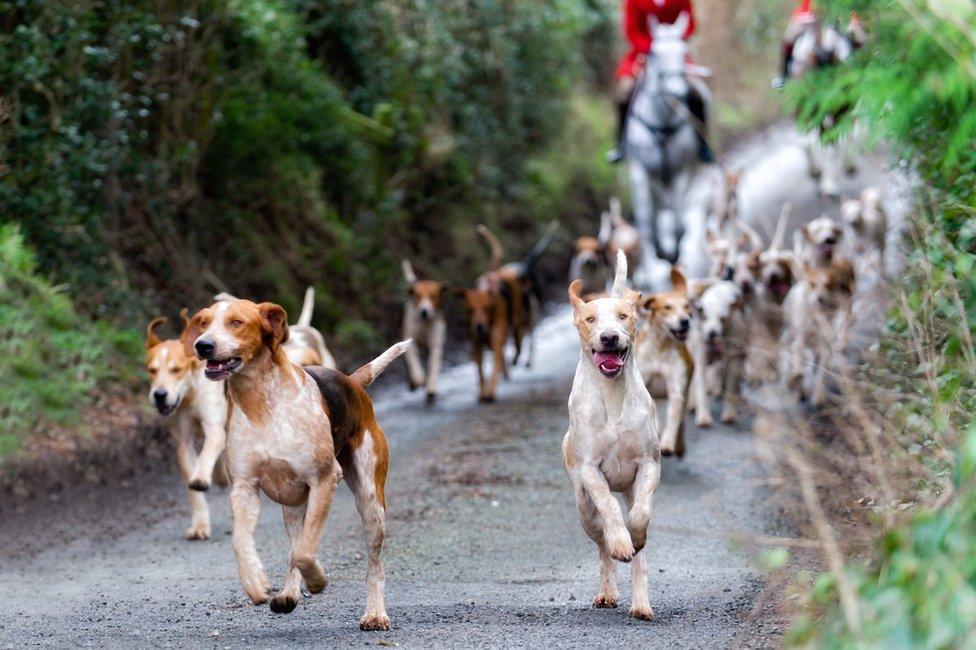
593,350,625,377
562,251,662,622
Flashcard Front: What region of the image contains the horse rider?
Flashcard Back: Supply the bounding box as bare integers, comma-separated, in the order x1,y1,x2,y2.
773,1,866,88
606,0,713,165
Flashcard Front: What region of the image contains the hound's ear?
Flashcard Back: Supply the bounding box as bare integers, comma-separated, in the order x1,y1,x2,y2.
568,279,586,310
833,223,844,239
748,251,762,271
689,278,713,300
802,223,815,243
625,289,642,309
670,266,688,293
642,295,657,312
401,258,417,284
258,302,289,350
181,310,204,359
179,308,190,329
146,317,167,350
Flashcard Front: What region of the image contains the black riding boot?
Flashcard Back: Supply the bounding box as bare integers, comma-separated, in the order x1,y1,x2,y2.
606,98,631,164
686,88,714,164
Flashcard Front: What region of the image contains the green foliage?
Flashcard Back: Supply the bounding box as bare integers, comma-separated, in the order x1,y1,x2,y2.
787,2,976,646
0,0,618,347
0,225,140,457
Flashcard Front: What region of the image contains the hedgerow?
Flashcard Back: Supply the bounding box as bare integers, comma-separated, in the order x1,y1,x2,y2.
785,1,976,645
0,0,616,349
0,225,140,456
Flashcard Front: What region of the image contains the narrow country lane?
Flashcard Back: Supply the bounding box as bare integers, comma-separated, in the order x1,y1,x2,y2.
0,125,906,649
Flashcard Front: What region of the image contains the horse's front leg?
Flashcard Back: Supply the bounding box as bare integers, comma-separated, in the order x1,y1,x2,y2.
628,159,656,264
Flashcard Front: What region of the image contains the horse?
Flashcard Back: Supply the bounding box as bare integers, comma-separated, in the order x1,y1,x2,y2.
625,12,708,274
789,18,859,198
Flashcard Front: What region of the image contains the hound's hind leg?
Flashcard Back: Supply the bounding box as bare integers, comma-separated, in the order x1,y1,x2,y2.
341,429,391,631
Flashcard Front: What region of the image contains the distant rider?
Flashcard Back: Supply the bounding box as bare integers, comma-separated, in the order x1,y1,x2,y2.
774,2,865,88
606,0,712,165
774,0,818,88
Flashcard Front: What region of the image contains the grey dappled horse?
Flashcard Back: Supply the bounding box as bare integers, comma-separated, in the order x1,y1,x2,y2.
625,12,707,274
789,19,858,197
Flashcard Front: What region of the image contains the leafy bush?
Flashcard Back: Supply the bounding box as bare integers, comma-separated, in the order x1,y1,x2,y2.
0,0,617,349
0,225,140,457
786,1,976,646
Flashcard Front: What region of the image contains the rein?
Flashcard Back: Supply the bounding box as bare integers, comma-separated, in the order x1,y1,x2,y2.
627,67,688,186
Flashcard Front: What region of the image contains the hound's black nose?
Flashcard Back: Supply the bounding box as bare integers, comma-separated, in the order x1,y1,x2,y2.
194,339,215,359
419,308,432,321
678,318,690,331
707,330,719,340
600,333,619,349
152,389,168,405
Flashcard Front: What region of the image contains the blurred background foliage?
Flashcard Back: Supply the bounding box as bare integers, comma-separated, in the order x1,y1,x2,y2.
0,0,787,455
0,0,619,451
786,1,976,646
0,0,616,340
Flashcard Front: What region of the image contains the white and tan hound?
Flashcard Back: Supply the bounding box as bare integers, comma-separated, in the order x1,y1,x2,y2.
183,299,408,629
145,314,228,540
563,251,661,621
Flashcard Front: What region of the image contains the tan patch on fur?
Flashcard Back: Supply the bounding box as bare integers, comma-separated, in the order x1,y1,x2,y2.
574,236,602,254
257,458,308,507
410,280,444,309
289,348,323,367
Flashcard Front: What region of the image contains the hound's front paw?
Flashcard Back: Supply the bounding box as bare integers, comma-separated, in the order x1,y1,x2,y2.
269,593,298,614
359,612,391,631
606,528,635,562
592,594,619,608
720,408,737,425
185,521,210,540
426,391,437,405
242,575,271,605
695,413,713,428
628,605,655,621
188,475,211,492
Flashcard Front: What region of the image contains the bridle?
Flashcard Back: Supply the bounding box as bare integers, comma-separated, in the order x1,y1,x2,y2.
628,51,690,185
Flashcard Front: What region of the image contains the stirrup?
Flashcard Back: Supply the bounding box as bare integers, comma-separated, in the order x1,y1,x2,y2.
605,148,625,164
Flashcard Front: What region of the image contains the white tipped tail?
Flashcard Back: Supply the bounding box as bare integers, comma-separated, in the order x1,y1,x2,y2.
610,250,628,298
296,286,315,328
770,203,793,251
735,219,764,251
597,211,612,246
351,339,412,388
401,259,417,284
609,197,625,227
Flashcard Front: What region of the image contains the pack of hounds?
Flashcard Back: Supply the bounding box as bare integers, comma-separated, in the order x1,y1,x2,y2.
561,175,887,619
142,180,886,628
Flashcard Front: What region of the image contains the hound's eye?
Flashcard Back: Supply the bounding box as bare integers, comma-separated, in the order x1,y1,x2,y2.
618,313,627,320
200,320,210,329
149,368,158,375
169,367,181,374
586,316,596,324
664,305,672,311
230,319,243,328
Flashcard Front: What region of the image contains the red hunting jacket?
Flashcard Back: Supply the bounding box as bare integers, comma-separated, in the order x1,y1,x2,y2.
615,0,696,79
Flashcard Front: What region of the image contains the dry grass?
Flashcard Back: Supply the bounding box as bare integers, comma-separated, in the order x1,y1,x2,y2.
748,216,971,633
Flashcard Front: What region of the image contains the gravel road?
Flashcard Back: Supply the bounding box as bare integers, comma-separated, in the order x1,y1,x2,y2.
0,125,905,649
